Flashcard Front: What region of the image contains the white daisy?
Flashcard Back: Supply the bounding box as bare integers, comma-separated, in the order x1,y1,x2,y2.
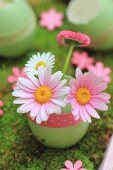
24,52,55,76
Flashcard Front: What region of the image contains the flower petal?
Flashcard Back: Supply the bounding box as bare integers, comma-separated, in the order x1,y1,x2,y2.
65,160,73,169
74,160,82,169
90,100,108,111
85,104,100,119
30,104,41,117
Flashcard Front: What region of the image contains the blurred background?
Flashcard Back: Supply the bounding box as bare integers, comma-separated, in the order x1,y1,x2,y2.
0,0,113,170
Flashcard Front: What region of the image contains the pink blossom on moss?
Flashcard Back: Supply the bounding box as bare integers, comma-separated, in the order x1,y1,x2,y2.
88,62,111,83
0,100,4,117
71,51,94,69
39,8,64,31
57,30,91,47
7,67,25,90
61,160,87,170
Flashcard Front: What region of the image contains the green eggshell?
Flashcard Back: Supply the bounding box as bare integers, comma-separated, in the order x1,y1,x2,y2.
67,0,113,51
0,0,37,57
28,117,89,149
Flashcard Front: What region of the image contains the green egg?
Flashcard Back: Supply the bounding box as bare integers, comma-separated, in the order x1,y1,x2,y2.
66,0,113,51
0,0,37,57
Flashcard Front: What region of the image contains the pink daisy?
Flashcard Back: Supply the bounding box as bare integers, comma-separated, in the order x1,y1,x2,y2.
57,30,91,47
71,51,94,69
88,61,111,83
7,67,25,90
61,160,87,170
0,100,4,117
39,8,64,31
67,68,110,123
12,67,70,124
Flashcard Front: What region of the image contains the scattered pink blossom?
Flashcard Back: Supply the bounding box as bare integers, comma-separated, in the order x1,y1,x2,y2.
12,66,70,124
61,160,87,170
71,51,94,69
57,30,91,47
39,8,64,31
88,62,111,83
0,100,4,117
7,67,25,90
66,68,110,123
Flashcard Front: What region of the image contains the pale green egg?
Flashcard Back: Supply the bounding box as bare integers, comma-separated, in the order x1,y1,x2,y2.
66,0,113,51
0,0,37,57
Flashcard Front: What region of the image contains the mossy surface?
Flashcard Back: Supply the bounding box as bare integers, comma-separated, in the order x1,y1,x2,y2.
0,0,113,169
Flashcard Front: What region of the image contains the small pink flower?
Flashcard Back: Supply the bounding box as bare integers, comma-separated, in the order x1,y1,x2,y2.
88,62,111,83
61,160,87,170
7,67,25,90
71,51,94,69
57,30,90,47
0,100,4,117
39,8,64,31
67,68,110,123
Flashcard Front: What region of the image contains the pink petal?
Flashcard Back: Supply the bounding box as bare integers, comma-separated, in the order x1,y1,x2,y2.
45,102,54,114
40,105,49,122
79,106,87,122
74,160,82,169
12,67,20,76
82,107,91,123
0,100,4,107
18,77,36,90
12,90,34,98
17,102,36,113
65,160,73,169
72,102,80,116
91,83,107,94
50,99,66,107
85,104,100,119
7,75,16,83
16,81,35,92
90,100,108,111
92,93,111,100
13,98,34,104
0,109,4,116
50,71,63,89
30,104,41,117
27,75,40,87
75,68,83,78
37,66,45,85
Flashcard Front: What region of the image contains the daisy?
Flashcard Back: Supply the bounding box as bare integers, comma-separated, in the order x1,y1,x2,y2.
61,160,87,170
24,52,55,76
57,30,90,47
12,67,70,124
67,68,110,123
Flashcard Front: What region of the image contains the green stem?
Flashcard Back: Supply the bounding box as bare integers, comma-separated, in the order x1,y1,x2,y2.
63,45,74,76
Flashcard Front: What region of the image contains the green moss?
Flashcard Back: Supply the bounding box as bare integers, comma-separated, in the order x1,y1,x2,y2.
0,0,113,169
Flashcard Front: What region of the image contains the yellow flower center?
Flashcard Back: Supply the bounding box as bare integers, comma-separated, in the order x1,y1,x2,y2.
75,87,91,105
35,86,52,104
36,61,46,70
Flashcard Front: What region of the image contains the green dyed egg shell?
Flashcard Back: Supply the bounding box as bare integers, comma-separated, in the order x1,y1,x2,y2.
0,0,37,57
66,0,113,51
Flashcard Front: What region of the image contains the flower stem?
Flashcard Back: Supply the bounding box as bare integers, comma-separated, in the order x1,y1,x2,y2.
63,45,74,76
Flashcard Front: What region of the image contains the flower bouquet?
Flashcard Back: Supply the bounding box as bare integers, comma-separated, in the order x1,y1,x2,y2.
12,30,110,148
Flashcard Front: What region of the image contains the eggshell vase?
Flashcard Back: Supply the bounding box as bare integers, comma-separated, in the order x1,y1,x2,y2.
0,0,37,57
66,0,113,51
28,106,89,149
